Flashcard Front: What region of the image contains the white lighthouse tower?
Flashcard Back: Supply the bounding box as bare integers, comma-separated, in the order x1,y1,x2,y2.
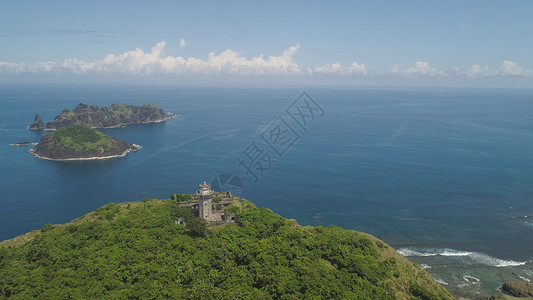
197,182,214,221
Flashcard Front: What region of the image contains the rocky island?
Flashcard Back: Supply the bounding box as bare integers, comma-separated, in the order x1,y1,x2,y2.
29,102,172,130
28,114,45,130
31,124,140,160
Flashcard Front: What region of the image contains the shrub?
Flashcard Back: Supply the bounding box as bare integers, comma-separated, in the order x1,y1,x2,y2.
185,217,209,237
40,224,54,233
174,194,194,202
376,240,388,249
95,203,120,220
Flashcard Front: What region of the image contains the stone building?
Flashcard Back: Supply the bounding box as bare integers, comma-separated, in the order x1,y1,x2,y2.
177,182,236,226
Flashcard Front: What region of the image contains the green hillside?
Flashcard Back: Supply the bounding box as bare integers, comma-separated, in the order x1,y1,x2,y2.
108,103,136,118
49,124,114,152
0,197,453,299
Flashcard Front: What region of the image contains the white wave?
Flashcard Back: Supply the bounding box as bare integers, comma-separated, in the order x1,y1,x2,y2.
463,275,480,284
397,247,529,267
469,252,527,267
397,248,437,257
435,278,448,285
419,264,432,269
440,250,471,257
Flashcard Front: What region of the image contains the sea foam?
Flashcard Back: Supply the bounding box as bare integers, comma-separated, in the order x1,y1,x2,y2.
397,248,528,267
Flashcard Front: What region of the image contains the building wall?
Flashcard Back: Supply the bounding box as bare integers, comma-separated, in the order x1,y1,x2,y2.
199,198,212,220
177,191,237,225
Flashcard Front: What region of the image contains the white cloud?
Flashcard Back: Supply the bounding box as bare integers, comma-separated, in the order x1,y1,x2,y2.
390,64,400,74
500,60,526,76
314,62,342,74
179,38,187,49
0,61,26,73
0,41,531,84
400,61,447,76
389,60,533,80
465,64,492,78
463,60,532,78
313,62,367,75
1,41,307,76
0,41,330,77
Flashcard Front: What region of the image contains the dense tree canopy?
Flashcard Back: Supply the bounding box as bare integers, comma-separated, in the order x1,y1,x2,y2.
185,217,208,237
0,198,452,299
49,124,114,152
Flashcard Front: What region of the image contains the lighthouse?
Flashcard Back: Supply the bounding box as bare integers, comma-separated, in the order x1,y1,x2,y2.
197,182,214,221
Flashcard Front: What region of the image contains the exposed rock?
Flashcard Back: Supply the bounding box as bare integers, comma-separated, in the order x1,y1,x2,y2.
34,103,171,130
501,280,533,297
32,124,140,160
28,114,45,130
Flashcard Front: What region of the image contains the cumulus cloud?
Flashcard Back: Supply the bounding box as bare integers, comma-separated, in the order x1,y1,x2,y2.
463,61,532,78
389,60,533,80
313,62,367,75
0,61,26,73
0,41,309,77
465,64,492,78
0,41,367,78
500,60,526,75
0,41,531,83
179,38,187,49
391,61,447,77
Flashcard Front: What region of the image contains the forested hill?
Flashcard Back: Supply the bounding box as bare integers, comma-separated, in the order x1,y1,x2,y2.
32,124,138,160
0,197,453,299
29,102,170,130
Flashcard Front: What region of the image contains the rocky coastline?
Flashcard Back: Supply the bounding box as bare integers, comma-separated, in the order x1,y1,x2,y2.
501,280,533,298
31,144,141,161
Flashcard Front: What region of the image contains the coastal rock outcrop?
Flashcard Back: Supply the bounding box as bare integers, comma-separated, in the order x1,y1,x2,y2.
32,103,171,130
32,124,139,160
502,280,533,297
28,114,45,130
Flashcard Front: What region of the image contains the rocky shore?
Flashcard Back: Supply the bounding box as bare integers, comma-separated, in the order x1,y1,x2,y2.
31,144,141,161
502,281,533,297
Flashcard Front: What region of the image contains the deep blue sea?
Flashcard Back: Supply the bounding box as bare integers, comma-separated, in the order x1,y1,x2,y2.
1,84,532,296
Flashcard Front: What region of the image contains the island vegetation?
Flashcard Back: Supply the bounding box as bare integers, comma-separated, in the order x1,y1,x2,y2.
29,102,172,130
32,124,139,160
0,196,453,299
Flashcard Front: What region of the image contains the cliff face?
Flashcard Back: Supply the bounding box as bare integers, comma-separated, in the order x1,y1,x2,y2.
33,103,170,130
28,114,45,130
32,125,138,160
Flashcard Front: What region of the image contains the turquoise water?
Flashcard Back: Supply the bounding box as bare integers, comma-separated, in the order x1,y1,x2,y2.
1,84,532,296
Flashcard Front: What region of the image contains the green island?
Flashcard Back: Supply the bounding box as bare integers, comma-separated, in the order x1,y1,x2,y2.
50,103,160,128
29,102,172,131
31,124,140,160
0,195,453,299
47,124,114,152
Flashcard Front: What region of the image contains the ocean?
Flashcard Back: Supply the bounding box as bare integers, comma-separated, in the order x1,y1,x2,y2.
1,84,532,297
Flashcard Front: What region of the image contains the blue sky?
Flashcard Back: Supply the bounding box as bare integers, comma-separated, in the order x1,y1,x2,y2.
1,0,532,87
